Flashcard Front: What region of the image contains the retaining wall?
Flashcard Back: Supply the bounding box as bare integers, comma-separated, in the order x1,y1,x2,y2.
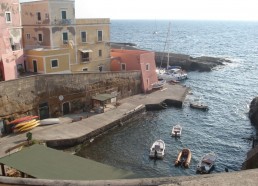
0,71,142,120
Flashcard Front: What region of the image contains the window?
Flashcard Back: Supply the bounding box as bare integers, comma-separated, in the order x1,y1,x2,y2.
82,68,88,71
81,52,90,62
45,13,49,19
37,12,41,21
146,63,150,71
5,12,11,23
62,32,68,44
81,31,87,42
99,50,102,57
51,59,58,68
9,38,16,51
26,34,31,40
121,63,126,71
38,33,43,42
97,30,103,42
61,10,67,19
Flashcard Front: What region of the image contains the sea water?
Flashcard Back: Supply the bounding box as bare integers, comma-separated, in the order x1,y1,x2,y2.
76,20,258,178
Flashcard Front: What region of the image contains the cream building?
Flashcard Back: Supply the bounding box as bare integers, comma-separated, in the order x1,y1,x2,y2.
21,0,110,74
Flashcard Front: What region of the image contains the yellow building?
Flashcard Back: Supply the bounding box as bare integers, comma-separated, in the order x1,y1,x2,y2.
21,0,110,74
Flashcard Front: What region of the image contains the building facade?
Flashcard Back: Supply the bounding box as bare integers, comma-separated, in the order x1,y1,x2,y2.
111,49,158,93
0,0,24,81
21,0,110,74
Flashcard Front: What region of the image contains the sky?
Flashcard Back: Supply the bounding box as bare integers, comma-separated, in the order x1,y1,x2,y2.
20,0,258,21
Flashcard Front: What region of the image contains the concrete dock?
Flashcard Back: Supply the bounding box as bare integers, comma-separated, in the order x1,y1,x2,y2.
0,83,189,158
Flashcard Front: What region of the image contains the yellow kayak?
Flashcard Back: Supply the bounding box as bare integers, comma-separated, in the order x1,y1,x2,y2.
19,123,40,132
17,120,39,131
14,119,37,129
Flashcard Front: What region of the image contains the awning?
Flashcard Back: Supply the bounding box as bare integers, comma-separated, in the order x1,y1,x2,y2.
0,144,135,180
79,49,93,53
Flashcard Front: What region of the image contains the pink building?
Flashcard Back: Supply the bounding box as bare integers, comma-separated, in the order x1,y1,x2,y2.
111,49,158,93
0,0,24,81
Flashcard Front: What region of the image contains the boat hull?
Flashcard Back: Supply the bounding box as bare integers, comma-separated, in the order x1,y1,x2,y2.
149,139,165,159
190,103,209,111
171,125,182,137
40,118,60,125
196,153,217,174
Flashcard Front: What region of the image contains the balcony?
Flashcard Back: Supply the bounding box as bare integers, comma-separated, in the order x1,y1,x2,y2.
52,19,74,25
11,43,21,51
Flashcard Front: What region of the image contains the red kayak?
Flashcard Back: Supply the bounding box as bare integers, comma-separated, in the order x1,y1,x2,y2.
8,116,39,125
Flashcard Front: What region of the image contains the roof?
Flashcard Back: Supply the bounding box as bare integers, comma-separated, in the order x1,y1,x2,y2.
0,144,134,180
92,94,116,102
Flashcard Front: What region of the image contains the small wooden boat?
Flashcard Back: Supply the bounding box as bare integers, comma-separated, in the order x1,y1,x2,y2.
175,148,192,168
149,139,165,159
171,124,182,137
190,102,209,111
196,152,217,174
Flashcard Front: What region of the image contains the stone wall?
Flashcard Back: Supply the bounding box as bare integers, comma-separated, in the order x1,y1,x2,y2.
0,71,142,120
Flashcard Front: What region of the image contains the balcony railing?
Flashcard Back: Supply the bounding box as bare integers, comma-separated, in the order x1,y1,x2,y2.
81,57,91,63
52,19,74,25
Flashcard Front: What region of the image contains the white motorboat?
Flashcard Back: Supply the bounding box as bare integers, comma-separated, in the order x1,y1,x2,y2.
171,124,182,137
190,102,209,111
196,152,217,174
149,139,165,159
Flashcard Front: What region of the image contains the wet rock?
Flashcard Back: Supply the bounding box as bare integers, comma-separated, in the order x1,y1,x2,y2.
155,52,230,72
249,97,258,126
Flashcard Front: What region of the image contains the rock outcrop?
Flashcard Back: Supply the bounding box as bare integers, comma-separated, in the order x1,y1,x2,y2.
249,97,258,126
155,52,231,72
110,42,231,72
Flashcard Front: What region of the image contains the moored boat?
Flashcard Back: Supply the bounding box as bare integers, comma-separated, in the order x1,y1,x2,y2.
149,139,165,159
171,124,182,137
158,69,188,82
190,102,209,111
152,80,166,89
175,148,191,168
196,152,217,174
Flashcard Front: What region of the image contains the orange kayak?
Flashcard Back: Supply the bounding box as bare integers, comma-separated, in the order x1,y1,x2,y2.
8,116,39,125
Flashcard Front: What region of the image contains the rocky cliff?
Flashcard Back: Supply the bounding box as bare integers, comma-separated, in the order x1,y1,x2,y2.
249,97,258,126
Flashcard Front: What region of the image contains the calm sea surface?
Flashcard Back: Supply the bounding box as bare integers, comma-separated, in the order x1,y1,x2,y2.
76,20,258,178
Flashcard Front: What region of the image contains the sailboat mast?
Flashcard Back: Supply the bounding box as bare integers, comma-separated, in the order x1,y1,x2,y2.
165,22,171,69
160,21,171,69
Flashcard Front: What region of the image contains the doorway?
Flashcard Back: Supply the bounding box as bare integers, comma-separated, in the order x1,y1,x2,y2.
63,102,70,115
33,60,37,73
39,102,49,119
